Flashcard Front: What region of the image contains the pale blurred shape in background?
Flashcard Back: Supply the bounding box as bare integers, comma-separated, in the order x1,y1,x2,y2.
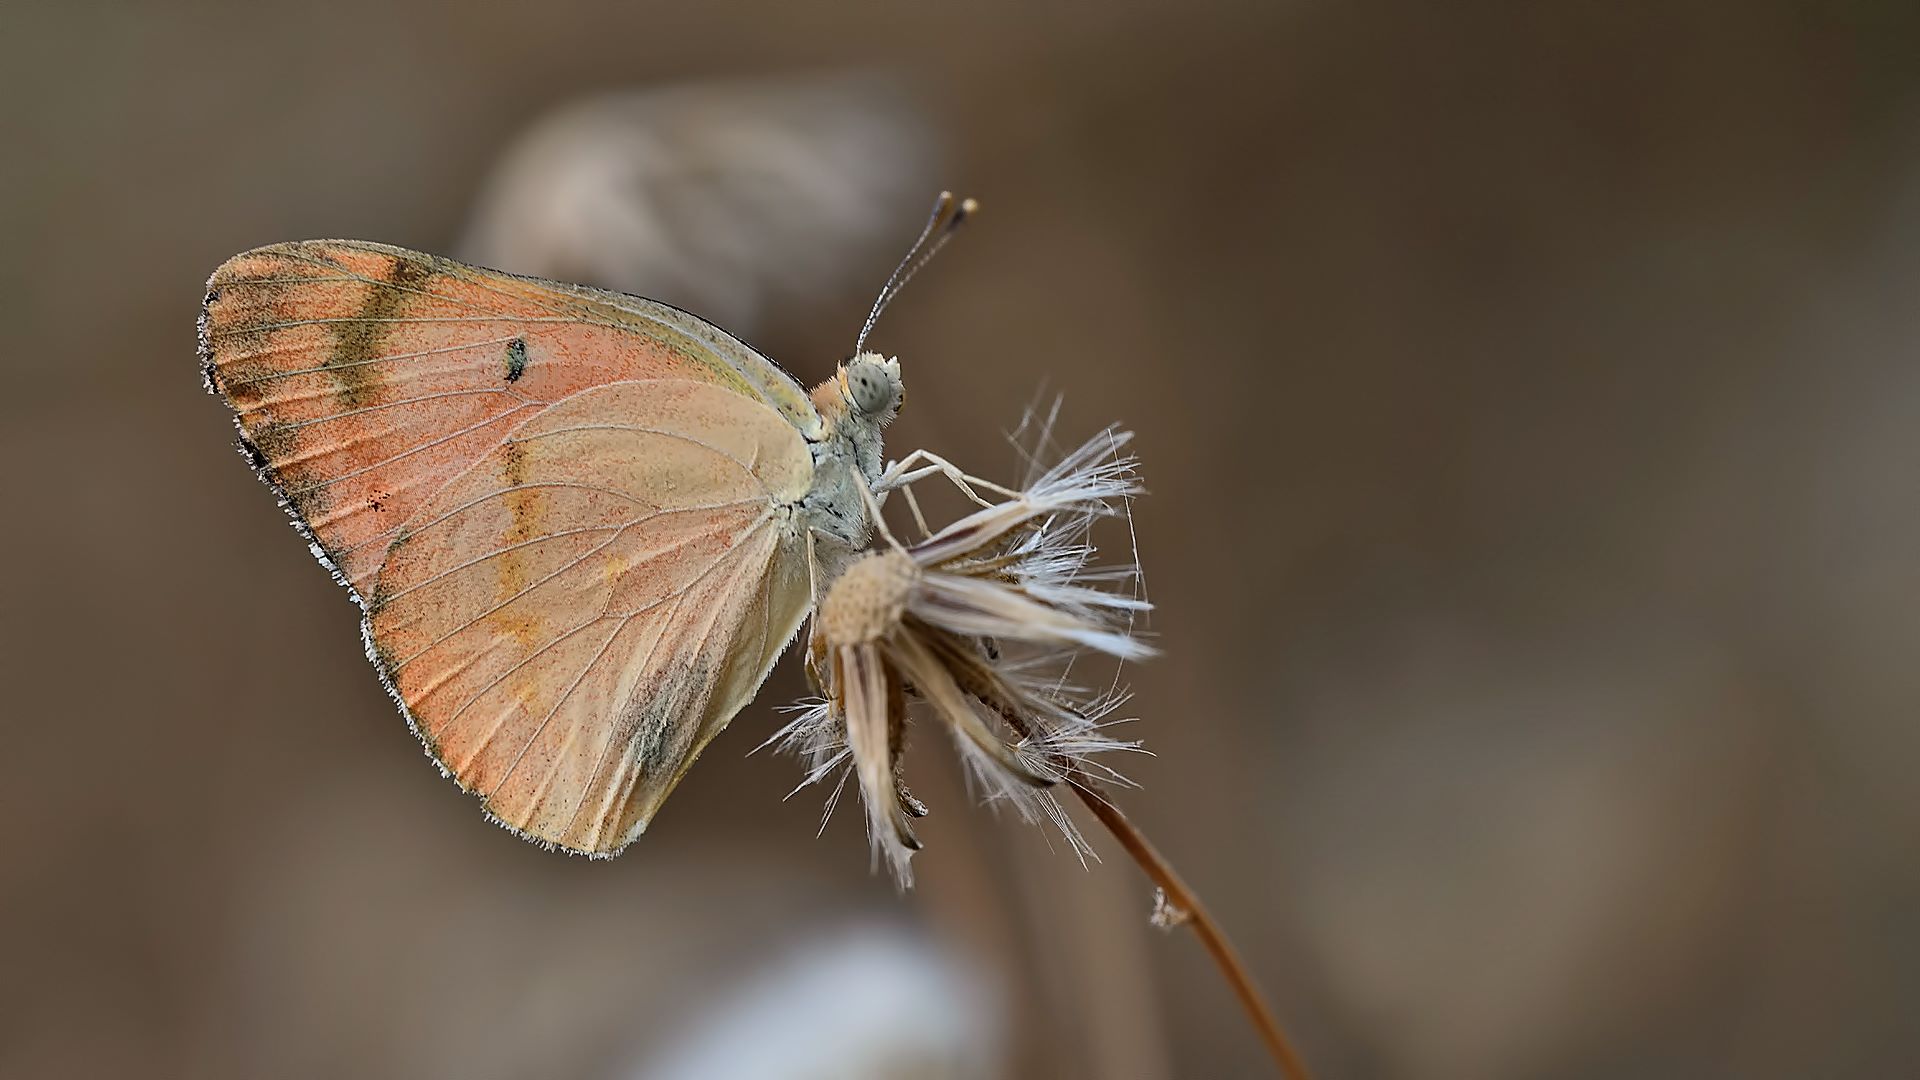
631,928,1001,1080
458,73,938,339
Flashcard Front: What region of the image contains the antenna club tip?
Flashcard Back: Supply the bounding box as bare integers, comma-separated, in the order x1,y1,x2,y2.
856,191,979,352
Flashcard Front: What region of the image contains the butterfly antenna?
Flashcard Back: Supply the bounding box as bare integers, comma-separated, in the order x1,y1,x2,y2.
856,191,978,353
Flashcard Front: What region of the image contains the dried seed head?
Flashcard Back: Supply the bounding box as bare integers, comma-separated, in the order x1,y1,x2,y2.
784,424,1152,885
819,549,918,645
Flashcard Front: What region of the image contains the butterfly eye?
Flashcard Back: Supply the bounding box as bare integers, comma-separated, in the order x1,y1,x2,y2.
846,359,898,418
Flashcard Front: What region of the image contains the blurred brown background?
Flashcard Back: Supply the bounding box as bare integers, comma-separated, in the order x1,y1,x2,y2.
6,2,1920,1077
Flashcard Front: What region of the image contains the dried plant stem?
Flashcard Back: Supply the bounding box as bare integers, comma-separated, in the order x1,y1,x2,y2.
1067,773,1312,1080
973,682,1310,1076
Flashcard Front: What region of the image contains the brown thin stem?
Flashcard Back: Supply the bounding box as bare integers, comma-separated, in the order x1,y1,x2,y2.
923,627,1309,1074
1068,772,1312,1080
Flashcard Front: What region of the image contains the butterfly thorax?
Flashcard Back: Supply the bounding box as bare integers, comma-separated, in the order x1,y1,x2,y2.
802,352,902,552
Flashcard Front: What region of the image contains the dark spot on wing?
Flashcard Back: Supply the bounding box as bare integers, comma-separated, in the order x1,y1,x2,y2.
505,337,528,382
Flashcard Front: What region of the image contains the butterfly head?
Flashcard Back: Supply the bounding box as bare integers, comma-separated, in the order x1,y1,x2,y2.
829,351,902,427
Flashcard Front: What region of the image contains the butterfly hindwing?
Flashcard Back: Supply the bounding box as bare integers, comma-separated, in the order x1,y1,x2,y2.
202,242,820,853
366,381,814,852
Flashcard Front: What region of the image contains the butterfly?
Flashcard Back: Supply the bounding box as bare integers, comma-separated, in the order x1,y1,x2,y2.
202,193,974,856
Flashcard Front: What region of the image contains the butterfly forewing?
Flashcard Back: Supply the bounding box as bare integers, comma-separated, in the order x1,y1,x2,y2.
202,241,821,853
200,240,817,594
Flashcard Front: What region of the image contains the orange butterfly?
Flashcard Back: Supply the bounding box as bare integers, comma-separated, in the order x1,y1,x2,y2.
202,195,974,856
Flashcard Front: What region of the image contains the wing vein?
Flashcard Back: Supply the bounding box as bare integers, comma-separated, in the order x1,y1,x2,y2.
212,315,586,338
272,244,590,321
293,404,543,501
280,388,525,432
562,522,777,843
378,525,623,605
452,617,622,779
246,247,579,322
491,616,633,799
222,334,532,386
388,529,631,672
513,424,761,483
560,591,684,844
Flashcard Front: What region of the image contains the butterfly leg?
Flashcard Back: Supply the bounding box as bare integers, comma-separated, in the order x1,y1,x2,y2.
853,472,908,554
877,449,1022,508
874,449,1016,541
896,483,934,540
